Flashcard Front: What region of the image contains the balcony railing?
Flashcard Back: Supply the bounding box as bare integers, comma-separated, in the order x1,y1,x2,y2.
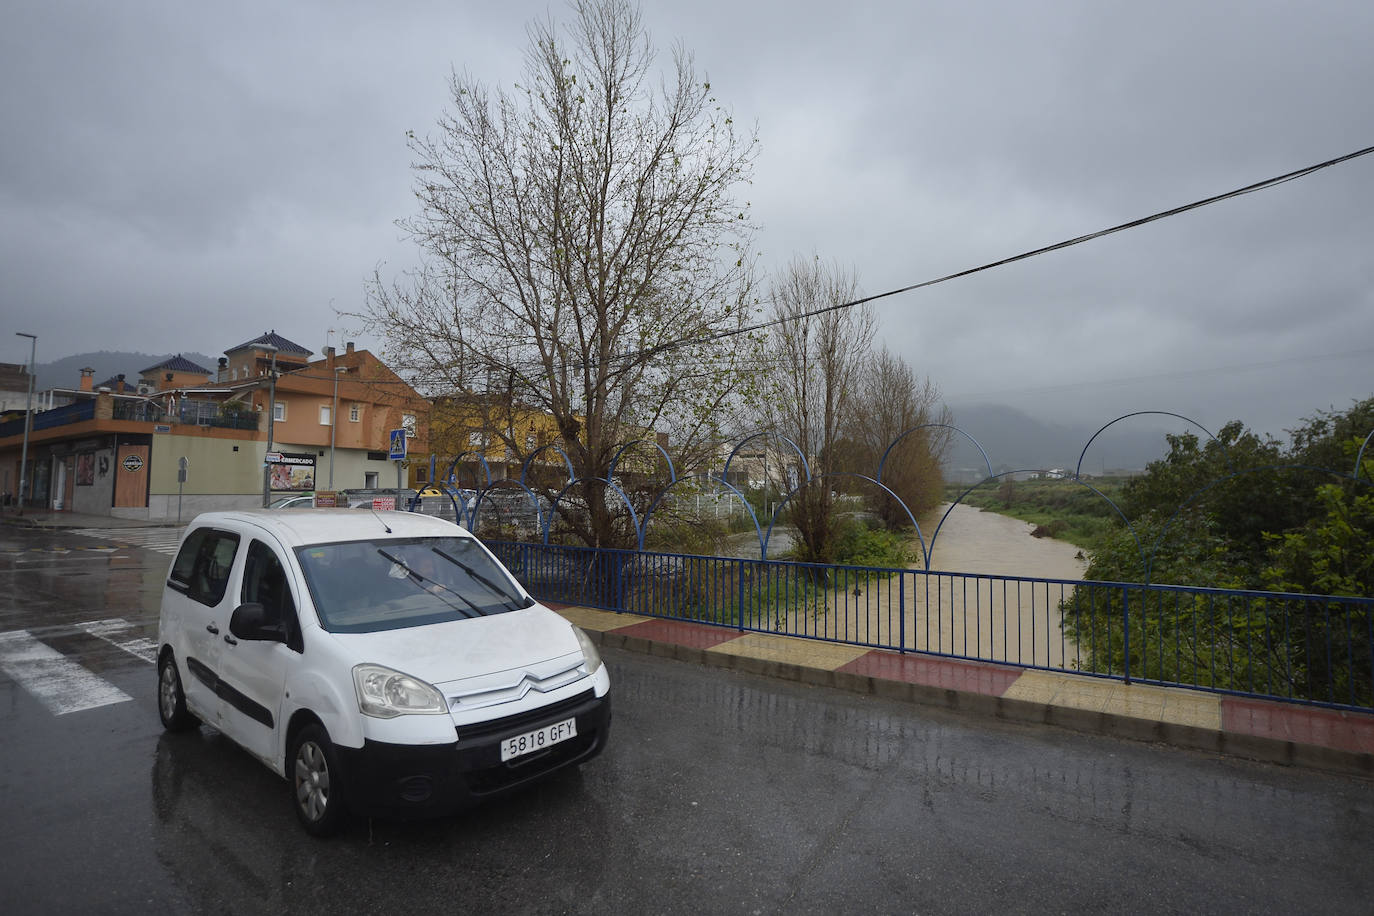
0,398,259,438
0,401,95,438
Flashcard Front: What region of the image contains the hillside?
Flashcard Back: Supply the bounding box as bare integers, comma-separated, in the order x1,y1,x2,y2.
942,403,1173,480
32,350,218,392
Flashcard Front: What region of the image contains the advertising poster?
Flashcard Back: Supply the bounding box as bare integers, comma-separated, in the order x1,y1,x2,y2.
76,453,95,486
267,451,316,492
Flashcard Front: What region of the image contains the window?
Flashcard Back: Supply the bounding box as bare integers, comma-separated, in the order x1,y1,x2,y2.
241,540,302,653
525,434,538,452
167,527,241,608
402,413,417,438
349,404,360,422
320,405,332,426
273,401,286,422
468,431,486,449
364,471,379,488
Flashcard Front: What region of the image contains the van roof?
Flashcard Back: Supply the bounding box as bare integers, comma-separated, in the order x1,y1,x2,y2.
185,509,469,548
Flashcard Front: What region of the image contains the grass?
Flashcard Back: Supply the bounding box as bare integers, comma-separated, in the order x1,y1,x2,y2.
945,477,1130,550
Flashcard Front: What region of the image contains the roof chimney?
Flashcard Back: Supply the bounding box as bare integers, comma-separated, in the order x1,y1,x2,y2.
345,341,355,355
79,367,95,392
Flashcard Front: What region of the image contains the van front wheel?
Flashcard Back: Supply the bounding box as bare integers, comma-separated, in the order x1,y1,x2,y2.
289,723,349,836
157,654,197,732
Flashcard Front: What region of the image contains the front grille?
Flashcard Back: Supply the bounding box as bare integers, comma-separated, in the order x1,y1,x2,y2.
454,689,595,742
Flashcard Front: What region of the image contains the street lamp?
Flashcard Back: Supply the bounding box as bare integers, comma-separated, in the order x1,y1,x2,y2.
329,365,347,489
14,333,36,516
260,344,279,507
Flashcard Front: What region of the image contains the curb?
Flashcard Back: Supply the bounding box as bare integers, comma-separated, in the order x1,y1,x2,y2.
587,624,1374,779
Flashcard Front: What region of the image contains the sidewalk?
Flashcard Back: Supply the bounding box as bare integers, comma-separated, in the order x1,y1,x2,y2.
554,604,1374,778
0,508,178,529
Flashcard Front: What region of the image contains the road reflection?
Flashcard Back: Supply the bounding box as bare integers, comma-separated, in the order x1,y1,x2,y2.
149,727,610,913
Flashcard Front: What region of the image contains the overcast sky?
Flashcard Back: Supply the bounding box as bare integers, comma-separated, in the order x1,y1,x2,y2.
3,0,1371,443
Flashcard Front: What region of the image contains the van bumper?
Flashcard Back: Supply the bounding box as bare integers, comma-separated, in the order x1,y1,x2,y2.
334,690,610,818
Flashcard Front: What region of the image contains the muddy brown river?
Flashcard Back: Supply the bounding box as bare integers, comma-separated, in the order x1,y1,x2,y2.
771,504,1089,668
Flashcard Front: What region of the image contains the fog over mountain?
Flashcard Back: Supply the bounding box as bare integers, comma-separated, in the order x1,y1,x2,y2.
30,351,217,394
942,404,1181,479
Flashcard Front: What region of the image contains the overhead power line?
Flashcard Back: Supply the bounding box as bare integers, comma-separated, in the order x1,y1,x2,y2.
623,142,1374,364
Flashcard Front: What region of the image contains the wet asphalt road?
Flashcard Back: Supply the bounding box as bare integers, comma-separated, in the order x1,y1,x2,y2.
2,526,1373,915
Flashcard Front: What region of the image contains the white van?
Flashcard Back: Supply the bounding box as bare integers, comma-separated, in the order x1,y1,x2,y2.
156,509,611,835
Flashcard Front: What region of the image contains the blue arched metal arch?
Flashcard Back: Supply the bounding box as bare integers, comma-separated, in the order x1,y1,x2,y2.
766,471,930,567
880,423,992,485
442,451,495,490
941,469,1144,576
469,478,551,541
518,443,577,488
638,476,766,555
1355,429,1374,482
547,476,641,547
721,431,811,487
1076,411,1230,480
608,438,678,485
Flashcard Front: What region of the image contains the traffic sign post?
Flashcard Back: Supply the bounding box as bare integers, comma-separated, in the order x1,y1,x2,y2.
176,456,188,524
389,429,407,509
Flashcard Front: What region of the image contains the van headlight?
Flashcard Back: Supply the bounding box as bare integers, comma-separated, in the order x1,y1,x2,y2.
353,664,449,718
574,626,603,676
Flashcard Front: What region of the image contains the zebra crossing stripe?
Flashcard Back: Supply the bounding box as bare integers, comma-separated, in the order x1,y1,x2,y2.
0,629,133,715
76,618,158,665
70,527,186,557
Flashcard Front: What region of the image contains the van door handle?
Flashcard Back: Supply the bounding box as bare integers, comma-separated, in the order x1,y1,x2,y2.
224,635,238,646
206,624,219,635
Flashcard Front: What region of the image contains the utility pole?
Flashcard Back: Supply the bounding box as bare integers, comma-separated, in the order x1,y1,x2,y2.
329,365,347,489
15,332,36,516
260,344,279,507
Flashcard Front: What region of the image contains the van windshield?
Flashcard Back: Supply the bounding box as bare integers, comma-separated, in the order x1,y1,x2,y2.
295,536,535,633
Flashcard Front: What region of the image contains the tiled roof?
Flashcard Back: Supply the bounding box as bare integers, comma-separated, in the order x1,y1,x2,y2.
225,330,311,357
140,354,213,375
95,376,138,393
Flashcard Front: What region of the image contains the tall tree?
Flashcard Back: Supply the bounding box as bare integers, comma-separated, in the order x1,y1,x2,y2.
358,0,758,547
844,348,952,526
760,255,874,564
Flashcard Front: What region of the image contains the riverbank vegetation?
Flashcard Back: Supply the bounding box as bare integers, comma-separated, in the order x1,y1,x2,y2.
1057,398,1374,705
946,477,1129,550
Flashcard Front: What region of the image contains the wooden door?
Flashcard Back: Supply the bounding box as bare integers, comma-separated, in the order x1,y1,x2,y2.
114,445,149,508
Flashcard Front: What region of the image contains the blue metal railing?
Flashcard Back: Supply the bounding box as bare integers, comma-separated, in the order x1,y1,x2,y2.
0,398,259,438
485,539,1374,712
0,401,95,437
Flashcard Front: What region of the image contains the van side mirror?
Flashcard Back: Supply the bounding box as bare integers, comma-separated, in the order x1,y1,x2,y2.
230,603,284,642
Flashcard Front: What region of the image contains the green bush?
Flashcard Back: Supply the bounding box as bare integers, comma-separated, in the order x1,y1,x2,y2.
832,519,913,569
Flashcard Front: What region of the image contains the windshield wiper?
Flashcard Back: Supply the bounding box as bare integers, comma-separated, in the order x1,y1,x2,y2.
376,549,482,618
432,547,534,611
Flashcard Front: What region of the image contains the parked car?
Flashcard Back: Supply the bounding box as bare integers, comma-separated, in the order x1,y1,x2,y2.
268,495,316,509
155,509,611,835
339,487,419,509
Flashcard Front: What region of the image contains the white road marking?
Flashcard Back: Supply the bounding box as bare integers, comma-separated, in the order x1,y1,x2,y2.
69,527,186,557
75,618,158,665
0,629,133,715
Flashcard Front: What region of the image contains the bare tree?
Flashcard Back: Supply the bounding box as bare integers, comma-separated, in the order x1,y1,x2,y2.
356,0,759,547
844,348,952,527
760,255,875,564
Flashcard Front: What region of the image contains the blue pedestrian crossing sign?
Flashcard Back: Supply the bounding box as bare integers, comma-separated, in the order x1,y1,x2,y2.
388,428,408,461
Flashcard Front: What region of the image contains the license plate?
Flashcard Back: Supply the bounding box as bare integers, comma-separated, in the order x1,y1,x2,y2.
500,717,577,762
